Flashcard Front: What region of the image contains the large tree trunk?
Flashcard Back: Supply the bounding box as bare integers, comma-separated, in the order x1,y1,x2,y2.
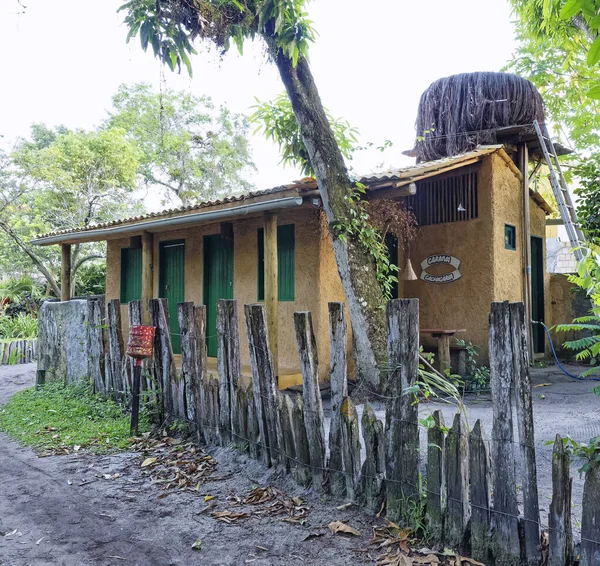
270,47,386,390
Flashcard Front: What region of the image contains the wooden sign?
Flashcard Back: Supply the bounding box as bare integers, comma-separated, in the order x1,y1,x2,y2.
420,254,462,284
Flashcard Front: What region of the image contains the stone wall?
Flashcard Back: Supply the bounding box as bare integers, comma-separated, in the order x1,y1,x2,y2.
37,297,105,384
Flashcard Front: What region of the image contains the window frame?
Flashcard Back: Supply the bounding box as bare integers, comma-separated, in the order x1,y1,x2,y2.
504,224,517,251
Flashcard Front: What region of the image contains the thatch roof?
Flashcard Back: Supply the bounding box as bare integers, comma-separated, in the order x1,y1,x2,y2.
413,72,546,163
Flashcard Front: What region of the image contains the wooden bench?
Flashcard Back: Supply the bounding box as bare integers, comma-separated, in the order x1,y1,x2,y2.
420,328,466,373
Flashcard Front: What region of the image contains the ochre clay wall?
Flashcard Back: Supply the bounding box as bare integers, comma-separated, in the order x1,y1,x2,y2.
401,157,496,358
105,207,328,381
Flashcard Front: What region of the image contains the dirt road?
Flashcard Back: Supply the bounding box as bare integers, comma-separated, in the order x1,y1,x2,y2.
1,363,598,565
0,364,376,566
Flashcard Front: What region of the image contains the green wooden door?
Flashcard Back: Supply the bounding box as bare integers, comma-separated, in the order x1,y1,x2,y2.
159,240,185,354
531,236,545,354
203,234,234,358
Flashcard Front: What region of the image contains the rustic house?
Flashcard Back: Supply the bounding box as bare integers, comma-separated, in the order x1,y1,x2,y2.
33,143,555,387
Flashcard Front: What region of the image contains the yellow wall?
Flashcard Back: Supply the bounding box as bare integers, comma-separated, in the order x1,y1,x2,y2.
106,207,331,380
105,152,552,379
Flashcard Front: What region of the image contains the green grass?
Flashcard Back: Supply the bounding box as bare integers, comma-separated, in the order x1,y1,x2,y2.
0,382,147,455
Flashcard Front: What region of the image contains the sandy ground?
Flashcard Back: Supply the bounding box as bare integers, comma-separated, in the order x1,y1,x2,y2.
0,363,598,565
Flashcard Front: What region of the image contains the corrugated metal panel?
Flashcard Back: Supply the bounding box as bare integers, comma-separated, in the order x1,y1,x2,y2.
159,240,185,355
120,248,142,304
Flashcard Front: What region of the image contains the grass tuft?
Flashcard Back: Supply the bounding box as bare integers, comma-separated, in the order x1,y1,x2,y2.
0,381,147,455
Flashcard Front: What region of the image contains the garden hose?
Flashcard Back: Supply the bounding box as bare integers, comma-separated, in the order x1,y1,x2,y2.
533,320,600,382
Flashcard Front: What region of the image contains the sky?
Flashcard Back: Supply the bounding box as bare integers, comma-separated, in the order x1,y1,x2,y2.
0,0,519,209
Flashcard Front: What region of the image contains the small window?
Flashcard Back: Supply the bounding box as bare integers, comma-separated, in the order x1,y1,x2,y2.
504,224,517,251
120,247,142,303
257,224,295,301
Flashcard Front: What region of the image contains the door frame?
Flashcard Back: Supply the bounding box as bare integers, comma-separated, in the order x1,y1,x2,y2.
158,239,186,354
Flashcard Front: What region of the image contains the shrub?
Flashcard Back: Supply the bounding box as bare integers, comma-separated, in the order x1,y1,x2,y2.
0,313,38,340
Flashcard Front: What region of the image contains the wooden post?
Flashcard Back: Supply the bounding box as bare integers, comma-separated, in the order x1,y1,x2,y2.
489,302,521,565
294,311,327,489
106,299,125,400
426,410,445,544
150,298,176,424
385,298,420,523
510,302,541,564
264,212,279,377
141,231,154,326
179,302,202,439
328,302,348,496
470,420,492,563
36,369,46,389
244,303,283,467
217,300,241,444
61,244,71,302
581,456,600,566
519,144,534,362
291,395,312,486
279,392,296,472
340,397,361,501
445,413,470,551
360,402,386,513
438,334,451,373
88,298,105,396
548,435,573,566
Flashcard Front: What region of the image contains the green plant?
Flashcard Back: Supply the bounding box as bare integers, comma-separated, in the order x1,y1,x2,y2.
556,244,600,376
0,381,147,454
6,348,23,366
0,276,44,315
74,262,106,296
0,312,38,340
545,435,600,476
455,339,490,389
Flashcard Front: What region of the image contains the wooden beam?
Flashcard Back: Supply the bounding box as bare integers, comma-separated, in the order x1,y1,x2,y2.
263,212,279,376
141,231,154,325
61,244,71,302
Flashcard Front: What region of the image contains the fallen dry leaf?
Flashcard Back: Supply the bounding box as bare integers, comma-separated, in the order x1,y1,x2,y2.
191,539,202,551
141,457,157,468
211,510,249,524
328,521,360,537
413,554,440,565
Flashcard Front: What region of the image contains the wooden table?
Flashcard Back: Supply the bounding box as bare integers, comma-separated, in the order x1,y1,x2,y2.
420,329,466,373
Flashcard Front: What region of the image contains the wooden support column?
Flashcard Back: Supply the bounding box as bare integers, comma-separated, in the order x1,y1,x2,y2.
61,244,71,302
519,143,534,362
141,231,154,326
263,212,279,376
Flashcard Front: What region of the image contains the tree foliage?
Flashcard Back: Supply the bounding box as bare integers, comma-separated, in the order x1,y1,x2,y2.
106,83,255,205
508,0,600,240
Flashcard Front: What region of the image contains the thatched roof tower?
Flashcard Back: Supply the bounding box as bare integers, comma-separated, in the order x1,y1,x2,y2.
411,72,546,163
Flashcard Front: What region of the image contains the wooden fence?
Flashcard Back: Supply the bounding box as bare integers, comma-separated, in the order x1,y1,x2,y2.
0,338,36,365
85,298,600,566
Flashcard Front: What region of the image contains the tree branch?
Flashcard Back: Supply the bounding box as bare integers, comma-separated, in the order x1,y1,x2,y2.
0,221,60,297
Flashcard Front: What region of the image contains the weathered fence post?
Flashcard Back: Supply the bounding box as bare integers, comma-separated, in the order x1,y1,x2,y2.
245,304,283,467
246,386,260,459
106,299,125,400
445,413,470,551
179,302,207,443
360,402,386,513
294,311,327,490
510,302,540,564
470,420,492,563
217,300,241,444
328,302,348,496
580,455,600,566
489,302,521,566
292,395,311,485
88,298,105,396
150,298,177,424
340,397,361,501
548,435,573,566
426,410,445,545
279,392,297,472
385,298,420,524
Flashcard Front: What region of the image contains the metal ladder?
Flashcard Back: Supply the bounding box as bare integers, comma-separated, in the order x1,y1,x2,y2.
533,120,585,262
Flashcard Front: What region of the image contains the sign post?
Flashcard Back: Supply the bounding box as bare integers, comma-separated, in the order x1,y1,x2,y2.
126,325,156,436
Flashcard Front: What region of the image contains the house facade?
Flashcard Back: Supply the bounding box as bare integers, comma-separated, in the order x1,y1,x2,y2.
33,145,554,386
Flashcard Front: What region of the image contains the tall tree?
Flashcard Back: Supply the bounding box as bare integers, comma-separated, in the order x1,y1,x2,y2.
120,0,393,388
0,126,142,295
106,83,256,205
508,0,600,240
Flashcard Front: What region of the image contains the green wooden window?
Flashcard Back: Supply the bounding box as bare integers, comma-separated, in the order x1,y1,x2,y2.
504,224,517,251
120,247,142,303
257,224,295,302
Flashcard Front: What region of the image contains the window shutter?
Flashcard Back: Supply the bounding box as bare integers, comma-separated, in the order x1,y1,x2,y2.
120,247,142,303
257,224,295,302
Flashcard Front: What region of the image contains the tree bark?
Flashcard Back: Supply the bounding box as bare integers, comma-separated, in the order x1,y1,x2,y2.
270,47,386,390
